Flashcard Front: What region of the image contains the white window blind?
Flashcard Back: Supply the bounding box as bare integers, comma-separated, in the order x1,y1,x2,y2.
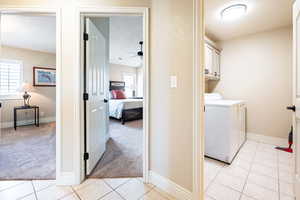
0,59,22,96
123,72,136,98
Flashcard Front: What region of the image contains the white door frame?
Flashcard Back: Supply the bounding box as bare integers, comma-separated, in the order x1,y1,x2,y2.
0,7,62,182
194,0,205,199
75,7,150,182
293,1,300,199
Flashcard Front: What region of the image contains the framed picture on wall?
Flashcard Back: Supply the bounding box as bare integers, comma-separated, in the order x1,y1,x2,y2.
33,67,56,87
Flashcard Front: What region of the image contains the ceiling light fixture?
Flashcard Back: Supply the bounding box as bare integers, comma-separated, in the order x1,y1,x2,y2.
221,4,247,20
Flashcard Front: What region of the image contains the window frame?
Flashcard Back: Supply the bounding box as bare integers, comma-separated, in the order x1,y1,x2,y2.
122,72,137,98
0,59,23,100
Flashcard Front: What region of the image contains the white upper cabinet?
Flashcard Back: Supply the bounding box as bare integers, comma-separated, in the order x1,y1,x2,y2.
205,42,221,80
205,44,214,75
213,49,220,78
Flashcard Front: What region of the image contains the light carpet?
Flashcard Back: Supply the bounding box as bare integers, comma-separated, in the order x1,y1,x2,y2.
89,119,143,178
0,123,56,180
0,120,142,180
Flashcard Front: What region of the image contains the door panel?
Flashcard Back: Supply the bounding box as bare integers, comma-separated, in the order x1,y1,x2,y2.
85,18,107,175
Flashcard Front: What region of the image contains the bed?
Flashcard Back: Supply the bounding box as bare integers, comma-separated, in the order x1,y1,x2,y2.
109,81,143,124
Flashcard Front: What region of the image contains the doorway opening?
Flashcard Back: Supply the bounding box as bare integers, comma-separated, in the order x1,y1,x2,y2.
80,12,148,180
0,12,58,180
203,1,295,199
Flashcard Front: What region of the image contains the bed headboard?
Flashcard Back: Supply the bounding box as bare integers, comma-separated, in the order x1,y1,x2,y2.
109,81,125,91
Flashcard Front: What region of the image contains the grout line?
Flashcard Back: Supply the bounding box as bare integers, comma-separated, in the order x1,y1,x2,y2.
71,186,83,200
114,190,127,200
0,181,27,193
238,141,259,200
277,148,281,200
103,178,131,191
30,181,39,200
204,160,226,196
102,178,130,200
31,180,56,193
137,189,152,200
16,181,37,200
102,179,115,191
96,190,116,200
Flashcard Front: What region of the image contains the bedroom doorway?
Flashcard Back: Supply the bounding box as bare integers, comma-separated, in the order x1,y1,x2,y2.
0,11,58,180
81,10,148,180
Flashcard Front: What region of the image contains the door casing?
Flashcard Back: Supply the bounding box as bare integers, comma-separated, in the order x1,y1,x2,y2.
293,1,300,199
76,7,150,183
0,7,63,184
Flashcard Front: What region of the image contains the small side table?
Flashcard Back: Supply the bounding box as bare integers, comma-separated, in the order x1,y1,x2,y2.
14,105,39,130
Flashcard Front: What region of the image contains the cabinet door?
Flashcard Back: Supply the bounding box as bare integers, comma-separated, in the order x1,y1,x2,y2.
213,50,220,77
205,44,213,75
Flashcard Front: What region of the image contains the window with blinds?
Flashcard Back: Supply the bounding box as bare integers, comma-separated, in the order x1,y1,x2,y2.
0,59,23,96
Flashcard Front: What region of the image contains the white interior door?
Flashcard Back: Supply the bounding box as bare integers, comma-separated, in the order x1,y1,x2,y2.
85,18,107,175
293,1,300,198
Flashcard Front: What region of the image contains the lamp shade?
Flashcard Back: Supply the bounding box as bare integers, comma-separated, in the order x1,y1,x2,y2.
21,82,34,92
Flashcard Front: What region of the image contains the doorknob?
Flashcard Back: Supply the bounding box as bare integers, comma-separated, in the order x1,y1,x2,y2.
104,99,108,103
287,105,296,112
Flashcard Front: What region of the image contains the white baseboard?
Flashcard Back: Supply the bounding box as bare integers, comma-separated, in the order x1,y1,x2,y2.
56,172,78,186
149,171,192,200
1,117,56,128
247,132,287,146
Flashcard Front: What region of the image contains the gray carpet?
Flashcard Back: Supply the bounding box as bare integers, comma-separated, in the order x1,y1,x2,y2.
0,120,142,180
89,119,143,178
0,123,56,180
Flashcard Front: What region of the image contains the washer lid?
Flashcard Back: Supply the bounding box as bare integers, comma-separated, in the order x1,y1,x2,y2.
205,99,245,107
205,93,223,101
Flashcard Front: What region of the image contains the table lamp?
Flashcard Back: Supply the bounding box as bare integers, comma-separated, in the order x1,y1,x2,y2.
21,82,34,107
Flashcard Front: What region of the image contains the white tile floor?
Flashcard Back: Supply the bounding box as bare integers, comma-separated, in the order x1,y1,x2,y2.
0,177,175,200
0,140,295,200
205,140,296,200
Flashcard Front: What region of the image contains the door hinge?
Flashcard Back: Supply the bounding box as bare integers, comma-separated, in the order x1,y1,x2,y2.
83,93,89,101
84,152,89,160
83,33,89,41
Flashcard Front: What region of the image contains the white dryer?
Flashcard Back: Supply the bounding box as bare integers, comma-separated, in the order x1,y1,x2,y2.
205,93,246,163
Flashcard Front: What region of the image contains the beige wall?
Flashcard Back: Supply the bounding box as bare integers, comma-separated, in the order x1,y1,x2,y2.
109,63,143,97
151,0,194,190
0,0,200,192
1,45,56,126
209,27,292,139
109,63,137,81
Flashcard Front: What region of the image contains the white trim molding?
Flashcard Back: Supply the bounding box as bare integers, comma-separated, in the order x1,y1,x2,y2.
149,171,192,200
247,132,287,146
56,172,77,186
0,6,63,185
193,0,205,199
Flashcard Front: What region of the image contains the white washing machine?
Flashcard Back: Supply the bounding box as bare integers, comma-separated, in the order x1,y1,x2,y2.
205,93,246,163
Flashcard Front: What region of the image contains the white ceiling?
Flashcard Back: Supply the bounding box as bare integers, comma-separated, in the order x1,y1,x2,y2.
205,0,293,41
0,15,142,67
109,16,143,67
1,14,56,53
